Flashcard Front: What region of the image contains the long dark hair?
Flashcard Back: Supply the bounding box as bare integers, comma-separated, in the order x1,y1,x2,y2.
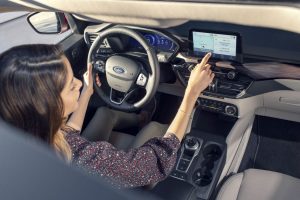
0,44,71,160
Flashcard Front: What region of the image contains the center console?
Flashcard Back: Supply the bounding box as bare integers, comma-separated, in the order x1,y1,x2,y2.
172,59,249,118
170,135,226,200
152,109,237,200
151,29,244,200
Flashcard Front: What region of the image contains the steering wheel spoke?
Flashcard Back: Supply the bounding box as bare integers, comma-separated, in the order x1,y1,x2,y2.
109,88,137,105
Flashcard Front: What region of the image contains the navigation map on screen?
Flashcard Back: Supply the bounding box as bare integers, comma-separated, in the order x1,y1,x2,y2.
192,31,238,61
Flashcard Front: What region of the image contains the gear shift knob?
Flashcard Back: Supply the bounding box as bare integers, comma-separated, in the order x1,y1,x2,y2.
184,138,199,151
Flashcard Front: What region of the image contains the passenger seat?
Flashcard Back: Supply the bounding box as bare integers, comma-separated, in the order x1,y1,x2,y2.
216,169,300,200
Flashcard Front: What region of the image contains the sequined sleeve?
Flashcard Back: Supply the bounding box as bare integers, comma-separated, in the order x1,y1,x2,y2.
64,129,180,188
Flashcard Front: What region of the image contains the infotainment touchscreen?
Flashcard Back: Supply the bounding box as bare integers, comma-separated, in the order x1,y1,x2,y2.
189,29,242,63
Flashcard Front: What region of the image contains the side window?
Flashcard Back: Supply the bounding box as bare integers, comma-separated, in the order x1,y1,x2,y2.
0,12,73,53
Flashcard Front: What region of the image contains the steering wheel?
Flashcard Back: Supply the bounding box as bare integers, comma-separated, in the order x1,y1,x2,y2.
87,27,160,112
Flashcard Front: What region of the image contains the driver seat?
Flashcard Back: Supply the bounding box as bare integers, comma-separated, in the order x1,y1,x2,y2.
109,131,135,150
216,169,300,200
109,121,168,150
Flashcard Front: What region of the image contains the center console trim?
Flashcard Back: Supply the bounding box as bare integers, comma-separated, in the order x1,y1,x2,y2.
173,136,203,174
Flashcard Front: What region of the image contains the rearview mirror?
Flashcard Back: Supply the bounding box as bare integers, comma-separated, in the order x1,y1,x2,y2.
27,12,69,34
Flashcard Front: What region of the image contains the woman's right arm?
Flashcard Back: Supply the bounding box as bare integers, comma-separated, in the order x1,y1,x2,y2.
165,53,214,141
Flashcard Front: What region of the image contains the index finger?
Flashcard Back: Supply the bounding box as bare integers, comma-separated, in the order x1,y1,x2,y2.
199,52,212,66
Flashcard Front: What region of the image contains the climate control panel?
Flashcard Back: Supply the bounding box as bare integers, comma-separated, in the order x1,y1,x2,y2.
198,98,238,117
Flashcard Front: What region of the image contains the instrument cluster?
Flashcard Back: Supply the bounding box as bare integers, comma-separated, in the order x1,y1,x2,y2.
128,31,178,53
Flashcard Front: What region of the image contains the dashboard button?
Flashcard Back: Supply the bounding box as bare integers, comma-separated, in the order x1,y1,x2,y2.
171,171,187,180
227,71,237,80
188,63,196,72
177,159,190,171
225,105,237,116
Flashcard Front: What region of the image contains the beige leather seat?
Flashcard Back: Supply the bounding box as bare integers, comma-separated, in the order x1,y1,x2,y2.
109,122,168,150
216,169,300,200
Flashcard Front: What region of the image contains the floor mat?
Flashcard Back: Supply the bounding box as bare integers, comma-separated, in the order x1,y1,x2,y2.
153,93,182,124
240,116,300,178
254,136,300,178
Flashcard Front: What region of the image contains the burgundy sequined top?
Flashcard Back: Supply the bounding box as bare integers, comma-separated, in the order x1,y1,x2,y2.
64,128,180,188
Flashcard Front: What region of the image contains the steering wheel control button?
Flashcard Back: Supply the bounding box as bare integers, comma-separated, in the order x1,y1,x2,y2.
94,60,105,73
136,73,147,86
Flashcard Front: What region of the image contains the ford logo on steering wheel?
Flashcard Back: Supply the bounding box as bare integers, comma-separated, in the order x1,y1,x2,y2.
113,66,126,74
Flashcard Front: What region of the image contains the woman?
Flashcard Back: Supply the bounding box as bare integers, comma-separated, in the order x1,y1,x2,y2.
0,44,214,187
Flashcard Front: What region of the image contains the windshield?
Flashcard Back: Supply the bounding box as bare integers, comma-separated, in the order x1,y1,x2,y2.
168,0,300,3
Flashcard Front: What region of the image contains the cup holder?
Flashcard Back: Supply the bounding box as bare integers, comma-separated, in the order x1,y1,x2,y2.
193,168,213,187
192,144,223,187
203,144,222,161
201,158,214,170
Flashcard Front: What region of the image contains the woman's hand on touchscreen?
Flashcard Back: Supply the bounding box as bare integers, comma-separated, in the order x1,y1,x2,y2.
186,53,215,99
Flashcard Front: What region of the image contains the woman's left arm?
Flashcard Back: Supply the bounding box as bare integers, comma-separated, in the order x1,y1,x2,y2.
66,64,94,131
65,132,180,188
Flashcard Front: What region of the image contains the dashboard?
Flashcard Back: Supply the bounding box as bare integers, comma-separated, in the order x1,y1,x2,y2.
84,24,300,115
